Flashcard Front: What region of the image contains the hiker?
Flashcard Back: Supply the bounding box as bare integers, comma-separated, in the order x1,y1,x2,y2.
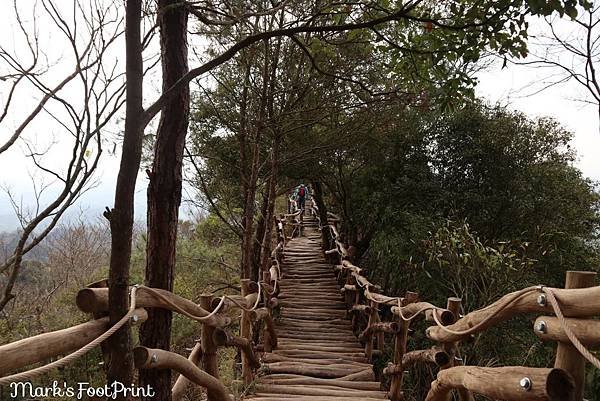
288,191,297,213
297,184,307,213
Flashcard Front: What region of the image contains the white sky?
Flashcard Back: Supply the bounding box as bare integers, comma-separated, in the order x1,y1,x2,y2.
475,13,600,181
0,4,599,231
475,65,600,180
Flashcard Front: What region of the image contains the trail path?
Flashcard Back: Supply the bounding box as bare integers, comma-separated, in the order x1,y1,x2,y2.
246,214,388,401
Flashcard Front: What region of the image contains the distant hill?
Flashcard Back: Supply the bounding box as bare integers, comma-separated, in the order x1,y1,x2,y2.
0,228,50,264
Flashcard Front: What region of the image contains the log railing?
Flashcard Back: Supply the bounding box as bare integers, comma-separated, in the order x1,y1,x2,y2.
0,215,288,401
1,192,598,401
319,201,598,401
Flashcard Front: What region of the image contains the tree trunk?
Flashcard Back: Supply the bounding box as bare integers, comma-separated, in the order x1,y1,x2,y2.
311,180,331,251
106,0,143,397
139,1,189,400
260,137,280,274
252,189,270,281
238,63,251,279
240,43,270,279
240,142,260,279
259,29,282,275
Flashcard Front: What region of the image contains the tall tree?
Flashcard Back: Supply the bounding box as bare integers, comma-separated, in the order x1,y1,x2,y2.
139,1,190,399
106,0,143,395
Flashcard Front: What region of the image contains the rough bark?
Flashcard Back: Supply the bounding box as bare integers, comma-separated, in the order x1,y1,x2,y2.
238,63,251,279
241,171,258,279
240,44,269,279
139,1,189,400
259,31,282,275
106,0,143,396
252,189,270,281
260,139,280,274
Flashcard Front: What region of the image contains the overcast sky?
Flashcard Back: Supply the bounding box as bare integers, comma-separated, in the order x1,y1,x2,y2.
1,4,599,231
476,13,600,181
475,66,600,180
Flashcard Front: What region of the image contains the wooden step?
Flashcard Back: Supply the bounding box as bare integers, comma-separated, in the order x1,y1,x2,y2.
244,225,388,400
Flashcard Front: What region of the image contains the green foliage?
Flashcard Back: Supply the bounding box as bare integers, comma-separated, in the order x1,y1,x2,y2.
404,220,556,310
313,101,600,400
427,105,600,239
187,0,598,229
386,220,558,399
0,215,242,400
527,0,592,17
325,102,599,275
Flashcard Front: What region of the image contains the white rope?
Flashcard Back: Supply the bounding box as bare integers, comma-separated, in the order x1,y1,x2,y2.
0,286,139,386
543,287,600,369
0,282,272,386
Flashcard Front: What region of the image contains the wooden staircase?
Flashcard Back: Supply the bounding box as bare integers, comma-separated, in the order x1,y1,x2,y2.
245,214,389,400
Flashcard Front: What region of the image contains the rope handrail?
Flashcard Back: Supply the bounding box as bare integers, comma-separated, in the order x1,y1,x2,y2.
331,223,541,330
283,210,301,218
326,209,600,375
0,279,275,386
543,287,600,369
0,198,285,392
0,286,140,386
427,286,539,332
342,246,600,362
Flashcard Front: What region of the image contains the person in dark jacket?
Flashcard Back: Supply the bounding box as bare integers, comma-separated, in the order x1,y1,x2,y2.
297,184,307,213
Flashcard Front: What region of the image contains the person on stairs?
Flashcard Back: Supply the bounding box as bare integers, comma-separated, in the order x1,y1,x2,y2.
297,184,307,214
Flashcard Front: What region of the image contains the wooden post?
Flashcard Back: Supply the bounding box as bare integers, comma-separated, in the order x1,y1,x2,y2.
553,270,597,401
388,291,418,401
373,302,385,353
443,297,462,357
134,347,232,401
241,279,254,385
443,297,474,401
262,271,271,288
344,274,356,308
365,301,377,361
200,294,220,401
262,271,273,352
172,342,203,401
390,315,407,401
276,215,285,246
351,288,361,330
87,279,111,370
364,300,377,360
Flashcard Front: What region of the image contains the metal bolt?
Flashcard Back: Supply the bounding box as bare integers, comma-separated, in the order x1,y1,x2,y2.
151,354,158,364
537,294,547,307
535,320,547,333
519,377,532,391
